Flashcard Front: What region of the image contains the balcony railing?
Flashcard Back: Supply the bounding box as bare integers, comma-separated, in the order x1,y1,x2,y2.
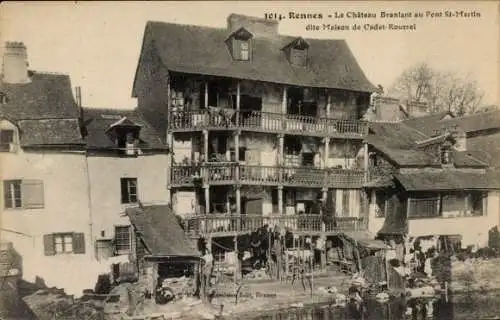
184,214,364,237
171,164,365,188
169,110,368,137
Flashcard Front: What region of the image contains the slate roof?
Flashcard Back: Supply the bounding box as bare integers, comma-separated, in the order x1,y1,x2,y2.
82,108,167,150
17,119,83,146
0,72,79,120
404,110,500,136
126,205,200,258
367,121,486,167
0,72,84,147
394,171,500,191
132,20,377,96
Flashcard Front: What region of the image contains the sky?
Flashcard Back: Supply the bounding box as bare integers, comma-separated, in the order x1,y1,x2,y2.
0,1,498,109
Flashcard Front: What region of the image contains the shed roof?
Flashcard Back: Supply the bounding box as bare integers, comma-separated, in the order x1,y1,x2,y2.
125,205,200,258
133,20,377,96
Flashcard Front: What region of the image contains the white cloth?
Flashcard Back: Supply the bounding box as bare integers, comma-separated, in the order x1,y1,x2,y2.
424,258,432,277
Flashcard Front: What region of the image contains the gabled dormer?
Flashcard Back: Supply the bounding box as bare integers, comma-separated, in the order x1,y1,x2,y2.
226,27,253,61
282,37,309,67
106,117,142,156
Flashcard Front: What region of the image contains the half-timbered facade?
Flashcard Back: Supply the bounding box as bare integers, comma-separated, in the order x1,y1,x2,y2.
132,14,378,239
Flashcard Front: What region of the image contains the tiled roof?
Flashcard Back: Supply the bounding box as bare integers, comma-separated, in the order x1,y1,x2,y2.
395,171,500,191
133,20,377,96
82,108,167,150
0,72,79,120
126,205,200,258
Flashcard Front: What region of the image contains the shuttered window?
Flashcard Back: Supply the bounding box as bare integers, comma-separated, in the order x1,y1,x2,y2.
43,232,85,256
120,178,138,204
3,179,44,209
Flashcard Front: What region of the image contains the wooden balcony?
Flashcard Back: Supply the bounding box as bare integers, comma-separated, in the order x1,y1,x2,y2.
169,110,368,138
171,164,365,188
184,214,365,237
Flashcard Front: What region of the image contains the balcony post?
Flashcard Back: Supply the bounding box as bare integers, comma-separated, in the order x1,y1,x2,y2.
321,187,327,233
363,142,369,183
167,78,171,129
281,86,287,130
236,186,241,215
278,186,283,215
204,81,208,108
278,134,284,165
236,81,240,126
326,92,331,118
323,137,330,169
203,130,209,162
204,185,210,215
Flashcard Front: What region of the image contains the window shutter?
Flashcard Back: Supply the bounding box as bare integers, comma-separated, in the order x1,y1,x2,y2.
120,178,128,203
22,180,44,209
43,234,55,256
73,233,86,254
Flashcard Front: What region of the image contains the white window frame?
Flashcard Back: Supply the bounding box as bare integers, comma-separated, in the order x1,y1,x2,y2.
114,225,131,255
121,178,138,204
4,179,22,209
240,41,250,61
54,233,74,254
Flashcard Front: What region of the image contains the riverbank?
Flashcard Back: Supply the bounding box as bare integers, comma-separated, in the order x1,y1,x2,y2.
450,258,500,293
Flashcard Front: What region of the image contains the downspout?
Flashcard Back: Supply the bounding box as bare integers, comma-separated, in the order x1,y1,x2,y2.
84,152,95,261
77,86,95,261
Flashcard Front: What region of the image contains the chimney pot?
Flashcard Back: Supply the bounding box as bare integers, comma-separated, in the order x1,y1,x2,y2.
2,41,30,84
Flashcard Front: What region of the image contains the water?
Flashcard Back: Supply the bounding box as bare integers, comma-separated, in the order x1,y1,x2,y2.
243,291,500,320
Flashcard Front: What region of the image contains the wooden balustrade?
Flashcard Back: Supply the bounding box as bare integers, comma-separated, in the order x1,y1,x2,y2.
171,164,201,186
184,214,364,237
169,110,368,137
172,163,364,188
203,162,236,184
239,165,280,185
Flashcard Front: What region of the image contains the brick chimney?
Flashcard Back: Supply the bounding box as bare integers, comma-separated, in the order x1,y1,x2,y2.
227,14,279,38
2,42,30,84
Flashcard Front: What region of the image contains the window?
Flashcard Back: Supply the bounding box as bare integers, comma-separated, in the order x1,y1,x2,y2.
114,225,131,255
375,191,387,218
43,232,85,255
469,191,486,216
240,41,249,61
4,179,44,209
0,130,15,152
408,193,440,218
120,178,138,204
55,233,73,254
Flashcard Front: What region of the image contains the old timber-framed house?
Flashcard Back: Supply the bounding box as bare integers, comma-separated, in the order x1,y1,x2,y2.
132,14,378,254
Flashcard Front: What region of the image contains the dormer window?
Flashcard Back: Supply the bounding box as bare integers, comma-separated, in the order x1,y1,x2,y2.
226,28,253,61
283,37,309,67
106,117,142,157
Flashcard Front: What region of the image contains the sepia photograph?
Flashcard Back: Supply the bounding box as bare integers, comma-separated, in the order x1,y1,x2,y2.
0,1,499,319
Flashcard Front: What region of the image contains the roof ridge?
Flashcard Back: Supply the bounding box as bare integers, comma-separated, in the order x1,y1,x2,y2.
147,20,227,33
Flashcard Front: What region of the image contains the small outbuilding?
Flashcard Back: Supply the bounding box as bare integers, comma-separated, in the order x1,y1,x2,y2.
125,204,201,302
